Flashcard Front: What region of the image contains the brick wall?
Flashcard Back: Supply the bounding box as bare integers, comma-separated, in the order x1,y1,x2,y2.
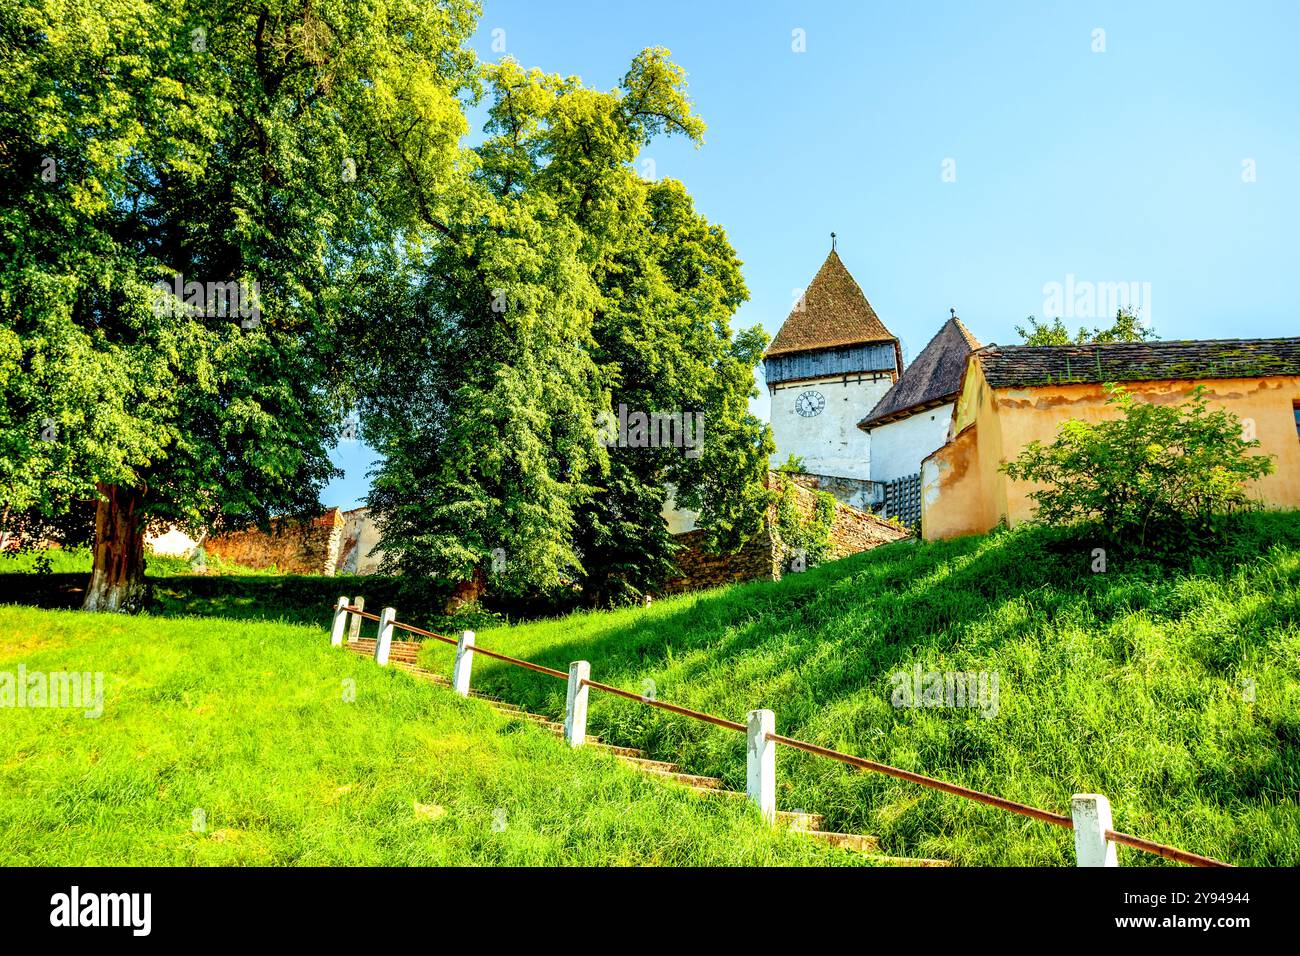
205,508,344,575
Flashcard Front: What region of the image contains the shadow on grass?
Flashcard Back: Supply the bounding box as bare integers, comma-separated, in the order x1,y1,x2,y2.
0,571,425,629
433,512,1300,863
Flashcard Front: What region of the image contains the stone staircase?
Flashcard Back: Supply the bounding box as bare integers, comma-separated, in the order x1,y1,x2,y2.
345,639,948,866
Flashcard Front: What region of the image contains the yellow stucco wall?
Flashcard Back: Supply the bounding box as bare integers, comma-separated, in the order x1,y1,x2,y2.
924,369,1300,540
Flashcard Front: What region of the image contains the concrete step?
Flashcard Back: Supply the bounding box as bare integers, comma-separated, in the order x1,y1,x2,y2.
544,726,602,745
586,742,644,759
616,755,679,773
390,663,449,685
800,830,881,854
346,641,421,665
777,811,824,832
692,786,744,800
867,855,953,867
638,768,726,790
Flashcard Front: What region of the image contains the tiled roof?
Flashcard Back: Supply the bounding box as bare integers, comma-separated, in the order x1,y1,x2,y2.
975,337,1300,388
764,250,897,358
859,315,981,429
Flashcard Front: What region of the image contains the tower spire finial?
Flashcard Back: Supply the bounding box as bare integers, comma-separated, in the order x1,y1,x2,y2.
830,231,836,252
950,307,957,319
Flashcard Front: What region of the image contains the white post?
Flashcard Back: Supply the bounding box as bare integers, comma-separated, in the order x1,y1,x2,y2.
746,709,776,825
330,596,349,647
564,661,591,747
347,595,365,643
1072,793,1119,867
452,630,476,697
374,607,396,666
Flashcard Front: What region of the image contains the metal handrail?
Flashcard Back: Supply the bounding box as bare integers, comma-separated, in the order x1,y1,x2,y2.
339,601,1232,867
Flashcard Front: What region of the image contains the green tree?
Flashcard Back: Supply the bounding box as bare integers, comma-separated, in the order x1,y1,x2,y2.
360,50,773,604
1016,306,1156,346
1001,385,1274,549
0,0,477,609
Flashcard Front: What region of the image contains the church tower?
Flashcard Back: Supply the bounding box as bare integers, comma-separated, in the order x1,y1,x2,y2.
763,243,902,481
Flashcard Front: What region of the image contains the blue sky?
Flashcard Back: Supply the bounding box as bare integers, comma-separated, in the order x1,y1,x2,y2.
324,0,1300,509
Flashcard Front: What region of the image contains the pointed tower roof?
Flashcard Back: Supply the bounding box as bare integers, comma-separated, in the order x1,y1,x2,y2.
858,313,981,430
764,250,897,358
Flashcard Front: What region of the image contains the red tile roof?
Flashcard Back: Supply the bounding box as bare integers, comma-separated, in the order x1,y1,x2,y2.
859,315,981,429
765,251,897,358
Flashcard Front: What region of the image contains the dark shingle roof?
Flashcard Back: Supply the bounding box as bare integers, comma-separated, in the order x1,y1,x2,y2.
764,250,897,358
975,337,1300,388
858,316,980,429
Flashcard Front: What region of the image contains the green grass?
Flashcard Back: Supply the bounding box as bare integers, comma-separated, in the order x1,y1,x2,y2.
0,604,869,866
400,512,1300,867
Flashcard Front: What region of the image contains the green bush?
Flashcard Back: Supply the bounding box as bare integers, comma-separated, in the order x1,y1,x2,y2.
1002,385,1274,551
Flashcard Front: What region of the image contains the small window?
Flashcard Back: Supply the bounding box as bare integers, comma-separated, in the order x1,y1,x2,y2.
1294,402,1300,441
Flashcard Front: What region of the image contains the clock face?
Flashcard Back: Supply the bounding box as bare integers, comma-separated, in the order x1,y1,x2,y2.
794,390,825,418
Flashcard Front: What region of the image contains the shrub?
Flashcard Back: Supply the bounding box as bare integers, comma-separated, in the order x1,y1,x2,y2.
771,475,835,568
1001,385,1274,550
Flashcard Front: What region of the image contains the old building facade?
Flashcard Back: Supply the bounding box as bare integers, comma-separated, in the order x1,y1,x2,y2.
763,246,973,524
921,337,1300,540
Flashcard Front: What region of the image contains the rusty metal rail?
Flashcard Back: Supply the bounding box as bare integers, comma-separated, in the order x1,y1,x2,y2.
390,618,457,646
336,600,1232,867
581,678,747,733
1103,829,1230,868
764,731,1074,829
467,644,569,680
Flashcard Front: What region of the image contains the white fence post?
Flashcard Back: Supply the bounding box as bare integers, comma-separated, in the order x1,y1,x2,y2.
374,607,396,666
347,595,365,643
1071,793,1119,867
330,596,349,647
452,630,476,697
746,709,776,825
564,661,591,747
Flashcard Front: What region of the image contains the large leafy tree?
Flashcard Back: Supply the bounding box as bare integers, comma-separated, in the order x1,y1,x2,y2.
360,51,773,604
0,0,477,609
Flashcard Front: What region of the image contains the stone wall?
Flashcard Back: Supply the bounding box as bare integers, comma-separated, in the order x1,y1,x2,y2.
662,526,779,594
785,471,882,515
662,472,909,594
205,508,344,575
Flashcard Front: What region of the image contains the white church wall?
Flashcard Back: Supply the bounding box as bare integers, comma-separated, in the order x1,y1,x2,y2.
868,403,955,483
769,374,892,480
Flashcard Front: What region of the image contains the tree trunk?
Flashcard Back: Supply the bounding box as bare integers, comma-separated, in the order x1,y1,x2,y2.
82,483,148,613
443,567,487,614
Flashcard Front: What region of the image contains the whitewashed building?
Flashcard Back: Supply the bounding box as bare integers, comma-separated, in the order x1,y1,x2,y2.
763,248,902,484
762,243,981,525
858,312,980,521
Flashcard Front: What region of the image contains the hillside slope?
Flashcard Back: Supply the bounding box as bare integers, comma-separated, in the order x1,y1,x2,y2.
0,606,869,866
417,513,1300,866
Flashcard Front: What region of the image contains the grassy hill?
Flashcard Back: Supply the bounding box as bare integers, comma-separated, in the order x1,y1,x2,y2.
4,512,1297,865
0,605,869,866
402,513,1300,866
